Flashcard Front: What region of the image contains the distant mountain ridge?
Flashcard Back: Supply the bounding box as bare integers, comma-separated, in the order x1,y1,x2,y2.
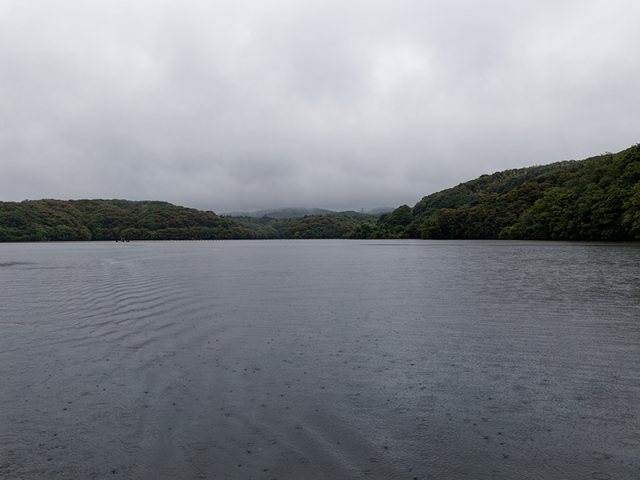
222,207,394,218
222,207,335,218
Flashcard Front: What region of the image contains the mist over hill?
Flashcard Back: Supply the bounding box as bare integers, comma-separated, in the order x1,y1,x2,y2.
222,207,394,218
2,143,639,242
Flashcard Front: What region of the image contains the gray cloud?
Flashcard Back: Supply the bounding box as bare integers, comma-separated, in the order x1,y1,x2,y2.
1,0,639,212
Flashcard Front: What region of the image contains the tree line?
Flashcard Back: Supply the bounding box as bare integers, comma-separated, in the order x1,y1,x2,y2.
0,199,378,241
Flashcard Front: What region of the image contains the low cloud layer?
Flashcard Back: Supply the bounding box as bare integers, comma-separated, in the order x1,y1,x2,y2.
1,0,639,212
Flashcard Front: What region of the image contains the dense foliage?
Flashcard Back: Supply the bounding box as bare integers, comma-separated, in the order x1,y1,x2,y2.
0,200,378,241
0,200,251,241
349,144,640,241
231,212,377,239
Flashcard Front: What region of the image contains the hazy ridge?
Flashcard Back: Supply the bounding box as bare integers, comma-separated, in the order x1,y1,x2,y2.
222,207,394,218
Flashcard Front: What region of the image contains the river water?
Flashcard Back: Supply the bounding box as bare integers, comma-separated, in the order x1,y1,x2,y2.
1,240,639,479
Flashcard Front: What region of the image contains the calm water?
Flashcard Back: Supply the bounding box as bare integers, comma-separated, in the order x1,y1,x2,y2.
1,240,639,479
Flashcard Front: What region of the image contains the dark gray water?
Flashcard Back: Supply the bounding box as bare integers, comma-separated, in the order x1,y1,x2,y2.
1,240,639,479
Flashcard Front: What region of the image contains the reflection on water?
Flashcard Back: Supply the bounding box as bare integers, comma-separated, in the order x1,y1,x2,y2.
1,240,639,479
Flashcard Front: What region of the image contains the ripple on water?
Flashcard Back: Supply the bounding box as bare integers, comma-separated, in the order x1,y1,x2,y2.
0,240,639,479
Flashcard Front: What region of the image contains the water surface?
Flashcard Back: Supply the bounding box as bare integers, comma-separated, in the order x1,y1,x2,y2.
1,240,639,479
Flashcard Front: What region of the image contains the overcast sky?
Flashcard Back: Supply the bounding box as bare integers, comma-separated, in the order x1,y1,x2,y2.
1,0,639,213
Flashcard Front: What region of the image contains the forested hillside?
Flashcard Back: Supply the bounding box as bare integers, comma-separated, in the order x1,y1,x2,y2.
349,143,640,240
0,200,251,241
0,199,378,241
233,213,376,239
